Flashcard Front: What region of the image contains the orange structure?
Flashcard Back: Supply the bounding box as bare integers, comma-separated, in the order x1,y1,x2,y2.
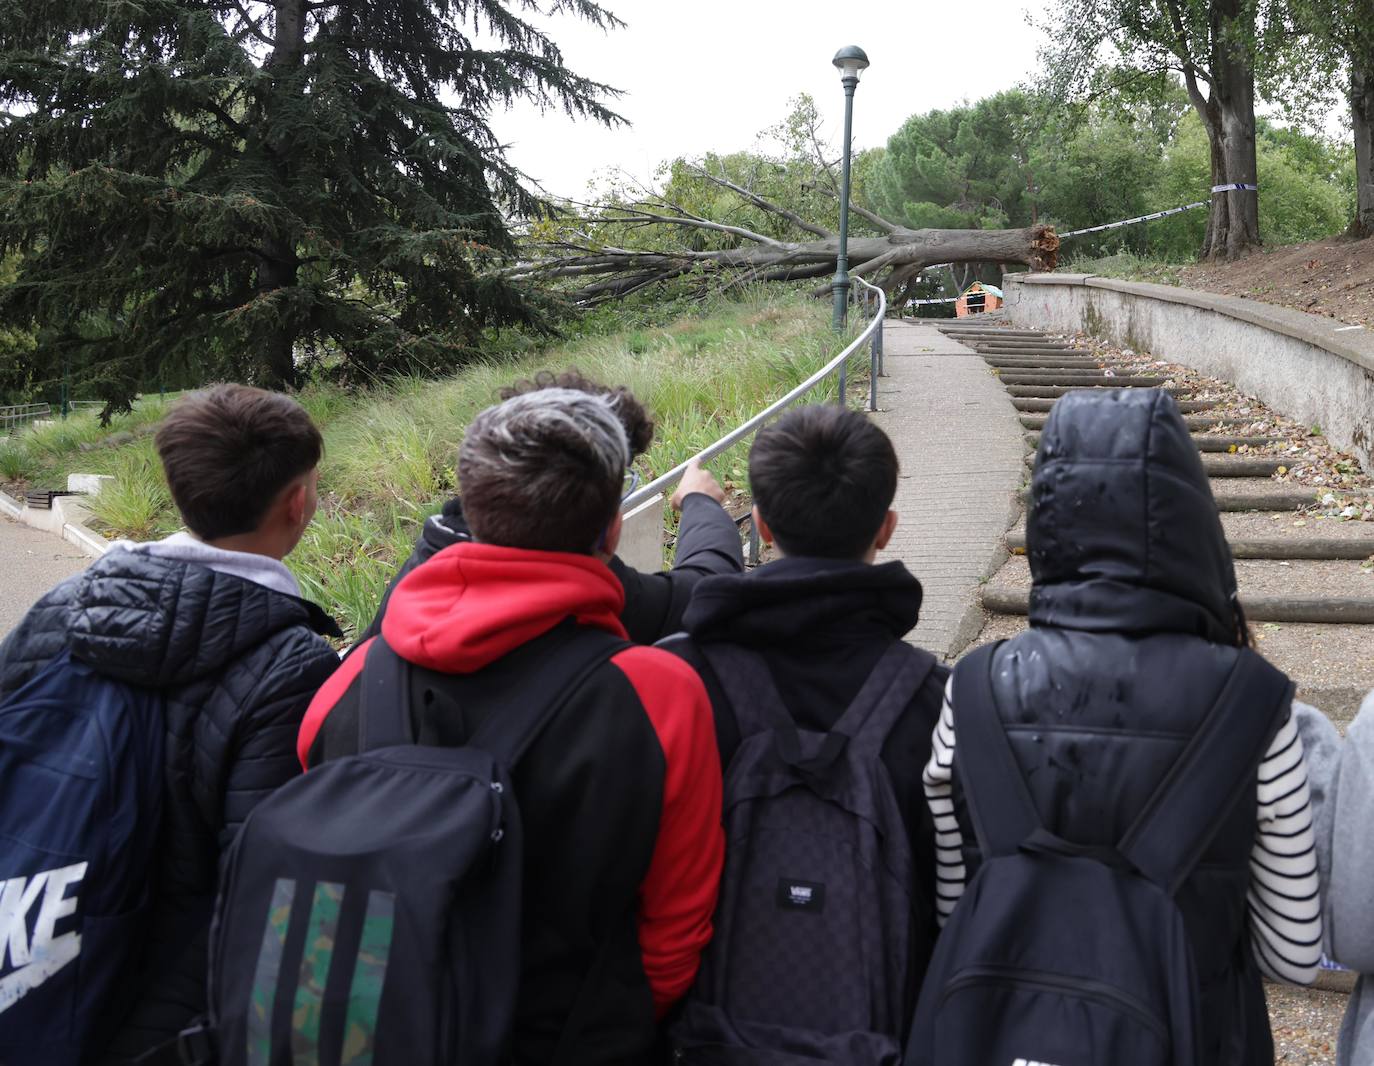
955,282,1004,317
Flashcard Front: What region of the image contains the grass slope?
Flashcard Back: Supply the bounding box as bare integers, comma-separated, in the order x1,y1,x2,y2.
2,292,846,639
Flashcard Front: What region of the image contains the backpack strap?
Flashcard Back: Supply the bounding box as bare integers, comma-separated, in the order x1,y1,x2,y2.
356,625,629,766
1118,648,1294,896
358,636,414,751
836,643,939,761
950,641,1044,858
700,643,802,738
465,624,631,767
701,644,848,777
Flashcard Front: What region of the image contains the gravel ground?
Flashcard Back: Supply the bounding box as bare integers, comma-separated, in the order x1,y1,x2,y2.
1268,982,1346,1063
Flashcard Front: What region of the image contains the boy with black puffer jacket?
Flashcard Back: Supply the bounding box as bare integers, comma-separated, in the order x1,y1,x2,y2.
358,369,743,648
0,385,342,1060
922,389,1322,1066
299,388,724,1065
664,404,947,1060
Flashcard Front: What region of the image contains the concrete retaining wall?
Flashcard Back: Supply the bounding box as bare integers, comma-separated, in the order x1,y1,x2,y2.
1002,272,1374,474
1,477,112,559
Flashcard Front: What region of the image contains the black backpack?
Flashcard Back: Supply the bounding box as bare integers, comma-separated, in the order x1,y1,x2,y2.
196,626,626,1066
672,641,937,1065
904,642,1292,1066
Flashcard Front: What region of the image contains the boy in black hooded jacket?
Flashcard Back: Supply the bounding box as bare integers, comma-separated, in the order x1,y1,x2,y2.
664,404,947,1017
925,389,1321,1065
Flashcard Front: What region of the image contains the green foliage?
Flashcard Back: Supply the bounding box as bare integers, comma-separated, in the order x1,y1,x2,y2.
868,81,1350,262
89,444,177,541
1143,113,1351,258
0,438,27,480
868,90,1043,230
0,0,624,412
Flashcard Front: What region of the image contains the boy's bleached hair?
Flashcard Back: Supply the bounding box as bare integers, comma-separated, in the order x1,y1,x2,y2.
459,387,631,554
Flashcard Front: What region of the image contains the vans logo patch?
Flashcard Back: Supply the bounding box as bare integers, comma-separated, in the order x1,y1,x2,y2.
775,878,825,914
0,862,87,1014
1012,1059,1065,1066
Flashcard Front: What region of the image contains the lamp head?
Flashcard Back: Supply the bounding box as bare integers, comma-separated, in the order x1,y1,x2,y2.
832,45,870,83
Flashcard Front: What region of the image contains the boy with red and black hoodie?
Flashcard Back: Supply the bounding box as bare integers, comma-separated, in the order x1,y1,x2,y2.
298,387,724,1065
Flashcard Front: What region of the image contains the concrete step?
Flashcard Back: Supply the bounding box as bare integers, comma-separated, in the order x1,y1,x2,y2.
1026,430,1281,452
1013,397,1219,413
1019,484,1321,511
1007,384,1185,399
985,358,1108,370
1006,529,1374,560
1001,373,1168,388
1019,413,1224,431
1024,454,1284,477
1224,512,1374,542
983,555,1374,624
938,328,1049,339
974,345,1083,356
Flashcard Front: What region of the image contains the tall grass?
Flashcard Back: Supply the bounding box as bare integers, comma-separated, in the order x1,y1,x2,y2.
23,290,842,639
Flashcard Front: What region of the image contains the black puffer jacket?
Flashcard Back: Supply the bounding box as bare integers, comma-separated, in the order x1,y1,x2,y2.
0,549,341,1060
954,389,1283,1065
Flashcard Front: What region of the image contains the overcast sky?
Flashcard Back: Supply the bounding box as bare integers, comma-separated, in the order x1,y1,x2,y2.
492,0,1053,199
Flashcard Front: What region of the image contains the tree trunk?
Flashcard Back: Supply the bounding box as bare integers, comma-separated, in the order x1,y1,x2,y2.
522,224,1058,303
257,0,308,389
1199,0,1260,260
1351,65,1374,239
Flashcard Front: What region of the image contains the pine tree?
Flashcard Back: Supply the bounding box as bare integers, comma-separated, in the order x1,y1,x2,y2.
0,0,622,412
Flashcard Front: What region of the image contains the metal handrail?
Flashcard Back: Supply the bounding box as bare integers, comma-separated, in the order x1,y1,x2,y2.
622,276,887,512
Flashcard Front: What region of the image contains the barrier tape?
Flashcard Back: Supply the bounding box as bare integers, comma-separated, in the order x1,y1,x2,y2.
1059,201,1208,239
1212,182,1258,193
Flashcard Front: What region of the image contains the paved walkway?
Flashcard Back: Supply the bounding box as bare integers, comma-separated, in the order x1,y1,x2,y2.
0,514,88,639
872,320,1025,659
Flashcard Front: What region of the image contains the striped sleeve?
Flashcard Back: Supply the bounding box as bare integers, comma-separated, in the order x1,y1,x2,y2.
1247,708,1322,986
923,677,966,927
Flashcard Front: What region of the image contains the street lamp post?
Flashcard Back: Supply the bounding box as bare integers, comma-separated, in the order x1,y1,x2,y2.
831,45,869,334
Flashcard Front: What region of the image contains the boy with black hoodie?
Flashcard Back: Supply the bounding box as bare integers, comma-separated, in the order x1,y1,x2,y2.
664,404,947,1050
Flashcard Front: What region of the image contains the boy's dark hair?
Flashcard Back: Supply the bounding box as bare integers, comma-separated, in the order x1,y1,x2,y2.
749,405,898,560
460,388,629,554
155,384,323,541
499,368,655,458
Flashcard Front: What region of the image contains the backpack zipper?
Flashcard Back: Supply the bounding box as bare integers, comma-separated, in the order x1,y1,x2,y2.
939,964,1169,1042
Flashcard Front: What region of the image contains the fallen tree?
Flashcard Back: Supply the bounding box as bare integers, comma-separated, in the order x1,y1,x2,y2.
513,165,1060,305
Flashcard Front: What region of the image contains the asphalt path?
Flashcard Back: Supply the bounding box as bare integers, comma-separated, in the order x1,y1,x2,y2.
0,515,88,638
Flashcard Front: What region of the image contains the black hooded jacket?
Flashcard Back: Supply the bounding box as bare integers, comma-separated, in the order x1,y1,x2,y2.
956,389,1286,1066
666,556,948,985
0,550,341,1060
359,492,744,647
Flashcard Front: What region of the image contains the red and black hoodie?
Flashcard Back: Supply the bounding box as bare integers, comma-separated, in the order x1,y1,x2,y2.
298,542,725,1066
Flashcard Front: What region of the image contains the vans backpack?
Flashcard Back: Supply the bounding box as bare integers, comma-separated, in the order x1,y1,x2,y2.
0,650,165,1066
904,642,1292,1066
196,625,626,1066
672,641,937,1065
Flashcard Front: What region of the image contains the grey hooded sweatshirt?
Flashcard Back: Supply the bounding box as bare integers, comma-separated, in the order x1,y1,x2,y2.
1295,693,1374,1066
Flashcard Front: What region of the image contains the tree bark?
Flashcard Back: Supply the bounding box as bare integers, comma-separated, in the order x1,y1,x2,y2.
1199,0,1260,260
1351,64,1374,238
257,0,308,389
522,225,1058,304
